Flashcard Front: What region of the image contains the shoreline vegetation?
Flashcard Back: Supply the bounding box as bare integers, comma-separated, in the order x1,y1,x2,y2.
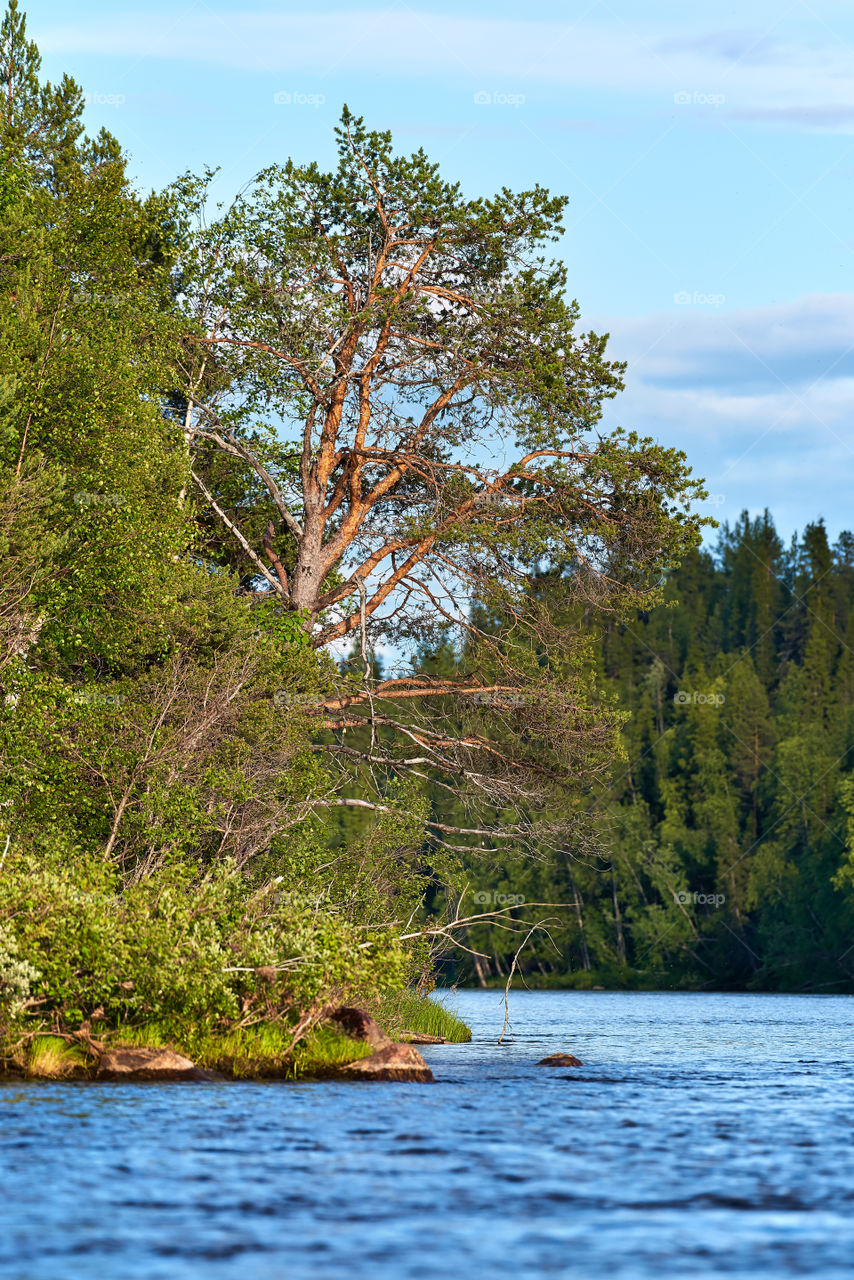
1,994,471,1082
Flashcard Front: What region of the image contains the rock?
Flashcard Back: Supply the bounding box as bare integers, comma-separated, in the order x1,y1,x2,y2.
398,1029,448,1044
537,1053,583,1067
326,1007,435,1080
97,1047,210,1081
328,1006,392,1048
339,1042,434,1083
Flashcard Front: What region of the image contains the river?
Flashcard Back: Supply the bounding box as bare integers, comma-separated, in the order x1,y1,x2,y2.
2,989,853,1278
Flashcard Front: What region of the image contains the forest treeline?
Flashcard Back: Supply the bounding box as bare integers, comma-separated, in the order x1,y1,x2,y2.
444,514,854,992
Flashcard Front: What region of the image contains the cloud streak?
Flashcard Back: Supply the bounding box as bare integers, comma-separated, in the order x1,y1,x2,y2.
593,294,854,533
596,294,854,393
34,10,854,131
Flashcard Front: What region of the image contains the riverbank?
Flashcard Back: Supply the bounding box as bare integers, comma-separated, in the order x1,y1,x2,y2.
0,991,471,1082
459,969,851,992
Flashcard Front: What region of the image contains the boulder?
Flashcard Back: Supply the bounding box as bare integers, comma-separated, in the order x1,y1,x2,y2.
339,1042,434,1083
328,1006,392,1048
537,1053,583,1067
97,1046,210,1081
326,1006,435,1081
398,1029,448,1044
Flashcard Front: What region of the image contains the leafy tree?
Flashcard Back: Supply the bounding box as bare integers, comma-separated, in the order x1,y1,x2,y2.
0,5,431,1056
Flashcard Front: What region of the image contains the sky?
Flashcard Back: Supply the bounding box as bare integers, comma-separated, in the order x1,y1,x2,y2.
28,0,854,546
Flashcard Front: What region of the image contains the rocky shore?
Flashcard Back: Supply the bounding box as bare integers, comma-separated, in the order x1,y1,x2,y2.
2,1004,588,1083
1,1005,448,1084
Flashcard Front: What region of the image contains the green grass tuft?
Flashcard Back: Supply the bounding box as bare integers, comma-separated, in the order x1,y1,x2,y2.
112,1021,169,1049
289,1024,373,1077
374,990,472,1042
26,1036,87,1078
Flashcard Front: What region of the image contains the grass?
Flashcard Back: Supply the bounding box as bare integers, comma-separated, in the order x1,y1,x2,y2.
109,1021,169,1049
289,1024,373,1078
107,1019,372,1079
99,991,471,1077
104,989,472,1075
373,989,472,1042
26,1036,87,1079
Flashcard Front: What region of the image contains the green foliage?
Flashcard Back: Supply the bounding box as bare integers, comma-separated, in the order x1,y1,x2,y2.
0,0,193,676
0,846,410,1035
6,1,800,1072
26,1036,85,1078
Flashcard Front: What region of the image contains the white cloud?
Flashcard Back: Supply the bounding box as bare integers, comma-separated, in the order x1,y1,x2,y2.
592,294,854,533
595,294,854,393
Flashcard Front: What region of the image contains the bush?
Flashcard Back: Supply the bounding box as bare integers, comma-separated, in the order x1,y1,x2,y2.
0,846,410,1039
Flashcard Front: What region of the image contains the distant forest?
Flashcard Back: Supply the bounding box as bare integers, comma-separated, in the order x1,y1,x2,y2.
422,513,854,992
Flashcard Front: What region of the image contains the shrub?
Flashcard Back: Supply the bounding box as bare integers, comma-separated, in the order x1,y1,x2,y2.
0,846,410,1038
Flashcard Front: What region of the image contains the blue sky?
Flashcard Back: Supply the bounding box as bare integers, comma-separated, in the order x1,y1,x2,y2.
29,0,854,544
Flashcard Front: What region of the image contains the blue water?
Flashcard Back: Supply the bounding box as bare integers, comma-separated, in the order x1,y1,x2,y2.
2,990,853,1279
